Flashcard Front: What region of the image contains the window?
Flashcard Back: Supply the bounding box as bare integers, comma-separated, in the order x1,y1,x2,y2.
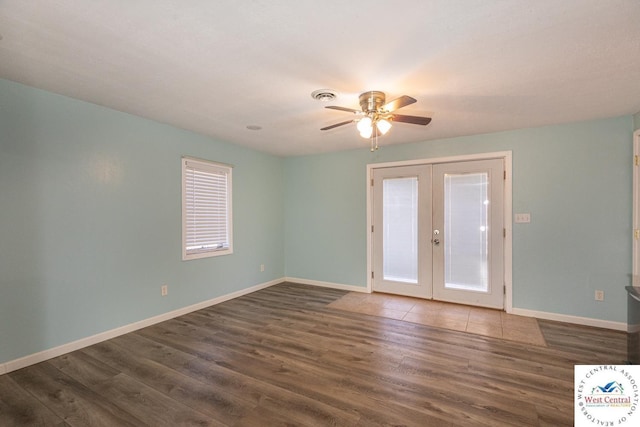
182,157,233,260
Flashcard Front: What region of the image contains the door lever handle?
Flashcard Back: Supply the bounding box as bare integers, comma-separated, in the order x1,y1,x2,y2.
433,238,440,245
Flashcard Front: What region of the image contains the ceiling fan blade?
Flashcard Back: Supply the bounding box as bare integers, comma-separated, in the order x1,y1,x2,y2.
321,119,355,131
325,106,360,113
382,95,416,112
390,114,432,126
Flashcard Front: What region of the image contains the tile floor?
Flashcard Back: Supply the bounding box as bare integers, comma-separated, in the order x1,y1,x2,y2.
327,291,547,346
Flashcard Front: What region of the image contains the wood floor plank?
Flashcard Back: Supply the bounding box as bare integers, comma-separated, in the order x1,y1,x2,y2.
233,405,306,427
80,340,256,426
8,362,143,427
0,374,68,427
398,355,570,413
47,351,121,387
119,331,362,426
176,353,367,427
145,314,533,425
539,320,627,362
138,318,458,425
118,332,267,406
1,282,628,426
91,373,224,427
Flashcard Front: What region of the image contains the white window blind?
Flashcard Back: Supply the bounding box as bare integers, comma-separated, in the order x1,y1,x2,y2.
182,157,233,260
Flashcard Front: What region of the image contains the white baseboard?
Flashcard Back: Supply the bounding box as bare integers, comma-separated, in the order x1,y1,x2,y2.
285,277,368,293
511,307,627,331
0,278,283,376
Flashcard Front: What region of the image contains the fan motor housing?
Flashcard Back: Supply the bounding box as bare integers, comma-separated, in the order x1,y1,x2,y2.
359,91,386,113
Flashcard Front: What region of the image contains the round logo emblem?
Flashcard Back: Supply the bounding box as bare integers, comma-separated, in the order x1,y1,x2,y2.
575,365,640,426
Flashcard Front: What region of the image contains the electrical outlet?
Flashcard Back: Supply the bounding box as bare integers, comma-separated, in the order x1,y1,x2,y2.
515,213,531,223
161,285,168,296
595,290,604,301
260,264,265,272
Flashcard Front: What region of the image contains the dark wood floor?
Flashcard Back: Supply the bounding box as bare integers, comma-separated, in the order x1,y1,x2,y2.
0,282,628,426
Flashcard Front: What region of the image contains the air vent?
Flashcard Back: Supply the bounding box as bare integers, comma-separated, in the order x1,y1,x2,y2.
311,89,337,101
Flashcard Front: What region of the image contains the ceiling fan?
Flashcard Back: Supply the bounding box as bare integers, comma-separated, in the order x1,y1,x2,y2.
320,91,431,150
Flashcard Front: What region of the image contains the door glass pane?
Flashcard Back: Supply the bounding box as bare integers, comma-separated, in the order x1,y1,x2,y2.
444,173,489,292
383,177,418,284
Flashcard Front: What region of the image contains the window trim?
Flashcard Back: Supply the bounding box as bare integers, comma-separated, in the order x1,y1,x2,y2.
182,156,233,260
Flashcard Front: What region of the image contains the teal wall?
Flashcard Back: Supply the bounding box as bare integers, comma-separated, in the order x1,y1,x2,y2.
0,79,284,364
634,112,640,131
284,116,633,323
0,76,634,366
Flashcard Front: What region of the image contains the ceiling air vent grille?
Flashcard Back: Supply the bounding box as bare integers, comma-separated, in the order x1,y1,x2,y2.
311,89,337,101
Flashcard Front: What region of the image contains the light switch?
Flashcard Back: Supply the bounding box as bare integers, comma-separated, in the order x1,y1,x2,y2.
515,213,531,223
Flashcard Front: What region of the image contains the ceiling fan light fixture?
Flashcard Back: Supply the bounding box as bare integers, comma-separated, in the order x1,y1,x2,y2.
376,119,391,135
319,91,431,148
359,127,373,139
357,117,373,138
357,116,372,133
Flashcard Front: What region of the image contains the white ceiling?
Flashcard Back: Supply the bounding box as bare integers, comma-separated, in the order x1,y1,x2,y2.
1,1,639,157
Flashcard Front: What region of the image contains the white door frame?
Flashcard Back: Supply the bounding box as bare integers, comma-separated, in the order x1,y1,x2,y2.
366,151,513,313
633,130,640,286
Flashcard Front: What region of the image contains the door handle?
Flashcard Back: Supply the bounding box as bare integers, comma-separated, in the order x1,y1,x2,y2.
433,238,440,245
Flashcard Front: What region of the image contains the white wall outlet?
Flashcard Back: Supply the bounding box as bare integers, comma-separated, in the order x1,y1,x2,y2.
595,290,604,301
515,213,531,223
260,264,265,272
161,285,168,296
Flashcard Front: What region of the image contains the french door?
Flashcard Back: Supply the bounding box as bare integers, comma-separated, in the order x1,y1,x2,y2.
372,165,433,298
372,158,505,309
